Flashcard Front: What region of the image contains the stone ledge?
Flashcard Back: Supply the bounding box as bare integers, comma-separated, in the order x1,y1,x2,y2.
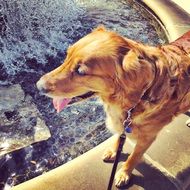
142,0,190,42
11,134,178,190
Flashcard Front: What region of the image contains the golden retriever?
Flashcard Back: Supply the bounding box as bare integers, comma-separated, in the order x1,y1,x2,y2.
36,26,190,187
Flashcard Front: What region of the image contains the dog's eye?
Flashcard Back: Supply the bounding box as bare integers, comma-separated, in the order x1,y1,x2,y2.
75,65,86,76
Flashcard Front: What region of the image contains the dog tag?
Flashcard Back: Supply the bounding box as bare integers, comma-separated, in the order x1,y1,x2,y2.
123,119,132,133
125,126,132,133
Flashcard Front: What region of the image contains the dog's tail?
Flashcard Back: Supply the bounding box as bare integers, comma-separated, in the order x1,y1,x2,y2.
170,30,190,54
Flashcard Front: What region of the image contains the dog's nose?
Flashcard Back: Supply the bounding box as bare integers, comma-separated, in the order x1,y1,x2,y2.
38,86,50,94
36,79,50,94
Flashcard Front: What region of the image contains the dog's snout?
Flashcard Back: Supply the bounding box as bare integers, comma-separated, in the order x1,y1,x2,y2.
38,86,50,94
36,79,51,94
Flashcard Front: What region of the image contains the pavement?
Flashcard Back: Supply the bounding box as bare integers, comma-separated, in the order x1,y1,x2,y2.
12,1,190,190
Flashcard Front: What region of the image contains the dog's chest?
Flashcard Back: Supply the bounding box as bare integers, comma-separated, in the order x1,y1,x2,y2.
104,104,125,134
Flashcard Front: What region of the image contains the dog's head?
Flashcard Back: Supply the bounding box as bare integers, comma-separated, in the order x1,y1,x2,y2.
37,27,156,111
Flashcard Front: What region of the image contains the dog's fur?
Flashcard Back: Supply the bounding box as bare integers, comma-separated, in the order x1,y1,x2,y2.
37,27,190,187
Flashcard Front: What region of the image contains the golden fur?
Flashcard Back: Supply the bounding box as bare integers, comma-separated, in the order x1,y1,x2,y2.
37,27,190,187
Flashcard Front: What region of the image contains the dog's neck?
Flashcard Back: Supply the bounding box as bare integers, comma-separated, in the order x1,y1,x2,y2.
100,70,155,110
99,60,157,134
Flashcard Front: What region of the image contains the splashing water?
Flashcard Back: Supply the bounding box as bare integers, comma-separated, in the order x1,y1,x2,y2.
0,0,164,78
0,0,84,76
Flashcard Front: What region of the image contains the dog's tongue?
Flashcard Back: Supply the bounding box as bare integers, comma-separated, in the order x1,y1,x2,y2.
53,98,71,113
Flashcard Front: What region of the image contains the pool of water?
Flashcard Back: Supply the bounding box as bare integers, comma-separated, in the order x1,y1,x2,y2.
0,0,166,188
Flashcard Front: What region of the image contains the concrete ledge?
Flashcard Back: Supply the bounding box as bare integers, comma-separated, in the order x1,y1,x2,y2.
171,0,190,15
146,114,190,190
142,0,190,42
11,134,178,190
11,136,119,190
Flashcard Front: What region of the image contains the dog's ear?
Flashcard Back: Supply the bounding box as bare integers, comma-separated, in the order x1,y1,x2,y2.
122,49,140,72
120,47,156,105
93,25,106,32
121,44,158,73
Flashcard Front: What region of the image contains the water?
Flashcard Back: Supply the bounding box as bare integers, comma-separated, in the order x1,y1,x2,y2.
0,0,165,188
0,0,81,77
0,0,164,79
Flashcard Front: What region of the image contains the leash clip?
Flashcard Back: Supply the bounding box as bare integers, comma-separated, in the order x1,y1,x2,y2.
123,119,132,133
123,108,133,133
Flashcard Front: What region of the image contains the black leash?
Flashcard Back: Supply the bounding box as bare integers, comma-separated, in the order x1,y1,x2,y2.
107,109,133,190
107,133,126,190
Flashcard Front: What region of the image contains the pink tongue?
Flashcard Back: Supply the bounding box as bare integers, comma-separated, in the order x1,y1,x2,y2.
53,98,71,113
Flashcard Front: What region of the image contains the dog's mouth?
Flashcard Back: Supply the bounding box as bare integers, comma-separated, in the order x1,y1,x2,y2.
70,91,96,103
53,91,96,113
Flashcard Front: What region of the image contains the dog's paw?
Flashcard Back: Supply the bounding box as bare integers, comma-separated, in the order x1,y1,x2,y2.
102,149,116,162
115,168,130,187
186,118,190,127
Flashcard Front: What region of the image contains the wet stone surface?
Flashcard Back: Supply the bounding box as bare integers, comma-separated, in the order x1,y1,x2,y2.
0,0,165,188
0,84,51,156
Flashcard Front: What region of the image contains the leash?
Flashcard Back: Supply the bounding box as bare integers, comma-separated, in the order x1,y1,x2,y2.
107,109,133,190
107,133,126,190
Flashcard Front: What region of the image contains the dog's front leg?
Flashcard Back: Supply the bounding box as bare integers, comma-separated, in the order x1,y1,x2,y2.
102,108,124,162
115,135,156,187
102,134,120,162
